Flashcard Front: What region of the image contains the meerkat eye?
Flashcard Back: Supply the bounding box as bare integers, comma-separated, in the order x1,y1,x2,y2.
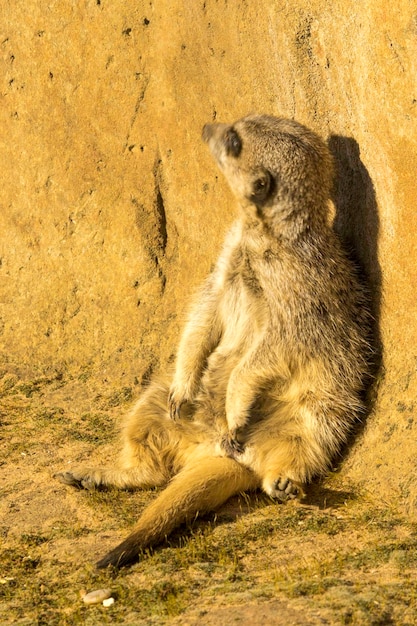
250,170,274,206
224,129,242,157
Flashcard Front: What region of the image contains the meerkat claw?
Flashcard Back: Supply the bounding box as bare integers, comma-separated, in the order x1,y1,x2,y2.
168,393,184,420
221,433,245,458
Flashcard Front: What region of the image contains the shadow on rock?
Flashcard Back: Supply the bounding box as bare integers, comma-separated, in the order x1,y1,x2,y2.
328,135,383,461
328,135,382,368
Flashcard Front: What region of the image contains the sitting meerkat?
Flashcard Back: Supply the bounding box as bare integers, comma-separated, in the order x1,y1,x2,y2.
57,115,372,568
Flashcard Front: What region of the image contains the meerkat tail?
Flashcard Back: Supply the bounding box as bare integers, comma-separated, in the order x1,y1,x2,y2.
96,457,258,569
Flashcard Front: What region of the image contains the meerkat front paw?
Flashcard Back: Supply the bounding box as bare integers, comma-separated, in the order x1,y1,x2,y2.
168,378,199,420
168,391,184,420
265,477,303,501
220,431,245,458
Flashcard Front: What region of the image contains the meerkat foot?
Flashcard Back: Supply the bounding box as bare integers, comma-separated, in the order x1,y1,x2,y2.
55,471,99,491
266,477,302,502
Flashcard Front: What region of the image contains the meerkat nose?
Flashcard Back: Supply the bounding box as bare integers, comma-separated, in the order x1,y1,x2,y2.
202,123,214,142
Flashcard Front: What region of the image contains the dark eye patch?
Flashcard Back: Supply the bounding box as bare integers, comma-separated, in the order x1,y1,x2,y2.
224,128,242,157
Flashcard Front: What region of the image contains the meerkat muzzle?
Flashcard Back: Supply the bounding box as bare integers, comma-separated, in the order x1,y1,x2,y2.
202,123,213,142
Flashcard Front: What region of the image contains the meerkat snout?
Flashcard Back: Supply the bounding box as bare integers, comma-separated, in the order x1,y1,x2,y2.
201,123,214,142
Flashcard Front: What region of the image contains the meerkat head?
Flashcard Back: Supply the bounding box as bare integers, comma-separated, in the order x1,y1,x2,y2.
202,114,334,238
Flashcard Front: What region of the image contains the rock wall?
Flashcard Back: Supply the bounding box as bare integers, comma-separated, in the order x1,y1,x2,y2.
1,1,416,503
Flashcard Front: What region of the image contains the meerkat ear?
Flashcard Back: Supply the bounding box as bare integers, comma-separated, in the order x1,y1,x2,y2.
249,170,274,207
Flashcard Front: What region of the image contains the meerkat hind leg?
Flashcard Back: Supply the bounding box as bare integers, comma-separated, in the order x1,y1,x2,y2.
255,425,326,502
55,464,168,492
56,380,185,492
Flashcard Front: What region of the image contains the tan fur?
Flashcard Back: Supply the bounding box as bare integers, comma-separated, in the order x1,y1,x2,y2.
57,115,372,568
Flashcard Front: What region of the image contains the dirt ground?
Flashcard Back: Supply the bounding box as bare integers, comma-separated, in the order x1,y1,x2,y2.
1,371,417,626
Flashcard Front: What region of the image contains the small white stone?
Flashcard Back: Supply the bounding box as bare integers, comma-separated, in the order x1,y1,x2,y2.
82,588,112,605
102,597,115,607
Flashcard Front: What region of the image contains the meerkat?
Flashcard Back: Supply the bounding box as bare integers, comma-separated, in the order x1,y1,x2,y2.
57,114,372,569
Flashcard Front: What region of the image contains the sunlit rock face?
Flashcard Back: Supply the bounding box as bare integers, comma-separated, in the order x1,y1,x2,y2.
1,1,416,505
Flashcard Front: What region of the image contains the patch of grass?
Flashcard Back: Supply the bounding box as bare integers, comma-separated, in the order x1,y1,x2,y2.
45,523,94,542
283,576,342,598
138,580,189,617
348,538,417,571
0,373,19,394
20,533,50,547
36,407,66,423
350,507,403,533
0,548,41,603
64,411,116,444
2,377,417,624
11,374,65,398
3,501,417,625
80,487,153,528
95,387,133,409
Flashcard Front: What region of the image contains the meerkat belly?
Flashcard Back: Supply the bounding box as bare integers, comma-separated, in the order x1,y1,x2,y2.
220,279,257,351
202,279,261,399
